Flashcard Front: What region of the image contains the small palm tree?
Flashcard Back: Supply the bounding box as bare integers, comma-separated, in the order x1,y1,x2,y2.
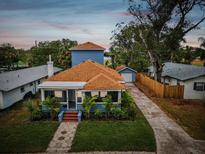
103,95,114,119
25,99,35,121
42,97,60,120
82,96,97,119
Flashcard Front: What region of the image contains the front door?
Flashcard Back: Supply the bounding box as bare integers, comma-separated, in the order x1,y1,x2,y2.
68,90,76,110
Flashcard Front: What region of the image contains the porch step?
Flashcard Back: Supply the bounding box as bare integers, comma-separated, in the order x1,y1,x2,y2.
63,111,78,122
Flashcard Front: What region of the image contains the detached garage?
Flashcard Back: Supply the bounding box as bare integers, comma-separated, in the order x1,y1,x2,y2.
116,66,137,83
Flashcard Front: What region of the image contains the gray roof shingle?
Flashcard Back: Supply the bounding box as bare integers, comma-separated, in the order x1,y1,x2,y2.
149,62,205,81
0,65,62,91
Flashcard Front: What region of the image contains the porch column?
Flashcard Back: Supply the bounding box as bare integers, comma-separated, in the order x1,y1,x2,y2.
41,89,45,101
118,91,121,103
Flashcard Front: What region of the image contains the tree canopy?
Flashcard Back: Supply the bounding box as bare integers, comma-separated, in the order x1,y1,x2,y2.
111,0,205,81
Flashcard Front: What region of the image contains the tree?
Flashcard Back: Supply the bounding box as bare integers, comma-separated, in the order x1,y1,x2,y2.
111,24,150,72
117,0,205,81
197,37,205,65
103,95,115,118
29,38,77,69
0,43,20,70
82,96,97,119
42,97,60,120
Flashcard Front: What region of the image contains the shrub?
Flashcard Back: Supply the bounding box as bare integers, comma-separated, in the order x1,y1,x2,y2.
25,99,43,121
113,108,127,120
94,109,103,119
82,96,97,119
121,91,137,119
32,108,42,121
25,99,35,121
103,95,115,119
42,97,60,120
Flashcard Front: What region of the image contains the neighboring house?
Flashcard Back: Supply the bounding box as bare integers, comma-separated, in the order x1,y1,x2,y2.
70,42,105,66
38,60,125,111
116,65,137,83
0,57,61,109
148,62,205,100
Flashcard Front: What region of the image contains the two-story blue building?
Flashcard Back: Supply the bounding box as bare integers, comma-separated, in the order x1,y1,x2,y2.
70,42,105,66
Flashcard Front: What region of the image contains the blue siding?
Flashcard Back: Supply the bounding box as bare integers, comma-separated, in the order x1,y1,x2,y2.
119,68,137,82
71,50,104,66
77,103,121,112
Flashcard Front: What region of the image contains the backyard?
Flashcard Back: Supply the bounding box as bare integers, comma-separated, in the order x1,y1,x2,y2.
136,82,205,140
0,100,59,153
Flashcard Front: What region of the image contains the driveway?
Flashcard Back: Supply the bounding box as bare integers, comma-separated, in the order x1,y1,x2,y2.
126,83,205,154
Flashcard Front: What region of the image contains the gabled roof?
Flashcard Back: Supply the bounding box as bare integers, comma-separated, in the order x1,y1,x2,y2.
48,60,123,82
117,66,137,73
47,60,124,90
70,42,105,51
84,73,124,90
149,62,205,81
0,65,62,91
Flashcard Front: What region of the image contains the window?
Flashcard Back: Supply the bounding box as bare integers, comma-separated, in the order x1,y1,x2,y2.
38,80,41,84
77,97,82,103
107,91,118,102
30,82,33,86
96,91,103,102
20,86,25,93
55,91,67,102
193,82,205,91
85,92,91,97
44,90,55,98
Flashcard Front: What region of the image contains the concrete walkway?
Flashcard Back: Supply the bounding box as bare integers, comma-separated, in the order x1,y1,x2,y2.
126,83,205,154
46,122,78,153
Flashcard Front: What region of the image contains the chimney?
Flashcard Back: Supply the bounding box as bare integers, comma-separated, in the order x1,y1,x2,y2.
47,55,54,77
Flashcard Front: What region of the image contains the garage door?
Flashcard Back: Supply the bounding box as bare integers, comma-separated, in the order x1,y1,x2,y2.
121,73,133,82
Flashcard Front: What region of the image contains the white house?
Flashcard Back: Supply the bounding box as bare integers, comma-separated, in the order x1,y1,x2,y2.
148,62,205,100
0,57,61,109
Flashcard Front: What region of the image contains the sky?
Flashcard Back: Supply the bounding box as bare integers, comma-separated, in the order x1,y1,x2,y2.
0,0,204,50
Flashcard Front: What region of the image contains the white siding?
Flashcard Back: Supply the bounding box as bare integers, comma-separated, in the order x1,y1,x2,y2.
1,77,46,109
162,77,178,85
181,76,205,100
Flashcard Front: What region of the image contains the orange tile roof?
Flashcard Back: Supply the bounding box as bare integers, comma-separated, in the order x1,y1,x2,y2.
115,65,126,71
84,73,124,90
48,60,124,90
71,42,105,51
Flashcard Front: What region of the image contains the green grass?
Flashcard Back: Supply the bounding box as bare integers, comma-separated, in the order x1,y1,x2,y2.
0,122,59,153
0,100,59,153
72,92,156,152
71,120,156,152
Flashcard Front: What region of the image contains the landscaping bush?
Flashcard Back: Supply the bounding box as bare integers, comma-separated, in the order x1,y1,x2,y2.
82,96,97,119
42,97,60,120
113,108,127,120
121,91,137,119
25,99,43,121
103,95,115,119
94,109,103,119
81,91,137,120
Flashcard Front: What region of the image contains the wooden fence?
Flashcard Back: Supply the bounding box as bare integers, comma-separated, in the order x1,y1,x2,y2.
136,73,184,99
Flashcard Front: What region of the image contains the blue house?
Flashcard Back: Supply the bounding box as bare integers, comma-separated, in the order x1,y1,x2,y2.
116,66,137,82
70,42,105,66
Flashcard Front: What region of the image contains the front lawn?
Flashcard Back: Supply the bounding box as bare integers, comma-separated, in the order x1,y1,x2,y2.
0,100,59,153
0,122,59,153
72,120,156,152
